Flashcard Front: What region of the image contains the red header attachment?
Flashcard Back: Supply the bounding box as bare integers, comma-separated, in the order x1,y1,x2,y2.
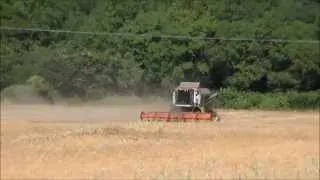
140,112,213,121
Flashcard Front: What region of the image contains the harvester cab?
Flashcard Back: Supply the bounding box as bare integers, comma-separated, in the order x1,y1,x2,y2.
140,82,220,122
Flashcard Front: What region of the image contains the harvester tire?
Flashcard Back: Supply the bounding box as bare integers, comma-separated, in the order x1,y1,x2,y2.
207,109,221,122
214,115,221,122
192,107,201,112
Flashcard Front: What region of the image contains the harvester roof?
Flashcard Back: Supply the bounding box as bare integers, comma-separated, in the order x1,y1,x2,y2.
178,82,201,89
176,82,211,95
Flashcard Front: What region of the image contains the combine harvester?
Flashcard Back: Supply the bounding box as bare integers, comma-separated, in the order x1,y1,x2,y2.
140,82,220,122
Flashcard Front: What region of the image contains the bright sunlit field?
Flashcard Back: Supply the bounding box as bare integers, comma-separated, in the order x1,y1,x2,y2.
1,103,319,179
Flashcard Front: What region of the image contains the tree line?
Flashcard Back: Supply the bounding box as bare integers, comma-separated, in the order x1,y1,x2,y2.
1,0,319,107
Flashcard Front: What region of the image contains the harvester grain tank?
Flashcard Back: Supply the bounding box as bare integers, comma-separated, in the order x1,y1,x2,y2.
140,82,220,122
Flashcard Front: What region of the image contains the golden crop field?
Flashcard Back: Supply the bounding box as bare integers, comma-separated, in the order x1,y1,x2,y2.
1,102,319,179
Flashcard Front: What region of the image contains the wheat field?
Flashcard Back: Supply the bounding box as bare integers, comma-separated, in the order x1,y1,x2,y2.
1,102,319,179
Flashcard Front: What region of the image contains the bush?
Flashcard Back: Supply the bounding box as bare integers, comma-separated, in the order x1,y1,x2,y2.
257,93,289,110
1,84,46,104
26,75,57,104
216,88,319,110
1,75,58,104
286,91,320,109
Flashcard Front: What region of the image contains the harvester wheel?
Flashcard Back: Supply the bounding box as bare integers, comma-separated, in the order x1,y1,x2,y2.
207,109,221,122
192,107,201,112
213,115,221,122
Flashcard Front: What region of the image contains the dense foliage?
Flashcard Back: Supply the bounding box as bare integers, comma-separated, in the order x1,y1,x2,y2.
1,0,319,108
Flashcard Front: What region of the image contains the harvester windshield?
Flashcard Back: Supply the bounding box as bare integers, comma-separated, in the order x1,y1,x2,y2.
173,88,195,105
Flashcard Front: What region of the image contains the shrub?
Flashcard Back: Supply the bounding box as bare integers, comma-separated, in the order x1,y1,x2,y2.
1,75,58,104
26,75,57,104
286,91,320,109
216,88,319,110
1,84,45,104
